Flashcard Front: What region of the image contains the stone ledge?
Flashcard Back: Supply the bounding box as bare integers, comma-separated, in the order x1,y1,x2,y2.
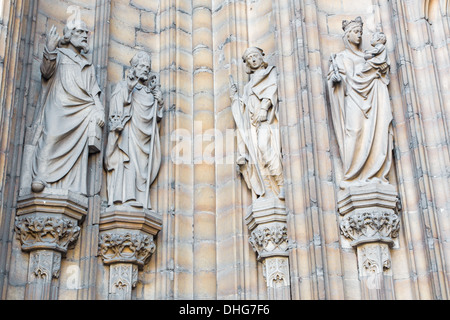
16,190,88,222
337,183,398,216
99,204,162,236
245,197,287,231
15,191,88,254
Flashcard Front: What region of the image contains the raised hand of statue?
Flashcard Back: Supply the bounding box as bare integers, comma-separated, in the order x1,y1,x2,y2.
46,25,61,52
127,70,139,93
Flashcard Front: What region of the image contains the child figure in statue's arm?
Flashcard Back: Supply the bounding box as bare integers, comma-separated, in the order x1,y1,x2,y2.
364,31,389,74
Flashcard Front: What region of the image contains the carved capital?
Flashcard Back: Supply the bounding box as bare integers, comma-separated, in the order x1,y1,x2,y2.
245,196,289,259
98,206,162,269
337,184,399,299
15,191,87,300
340,209,400,246
15,191,87,254
15,215,81,253
98,231,156,268
249,223,289,260
245,196,291,299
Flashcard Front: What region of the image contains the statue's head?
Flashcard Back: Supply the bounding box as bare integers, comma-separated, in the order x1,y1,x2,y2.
370,31,386,46
242,47,268,74
130,51,152,83
342,16,363,47
60,20,90,53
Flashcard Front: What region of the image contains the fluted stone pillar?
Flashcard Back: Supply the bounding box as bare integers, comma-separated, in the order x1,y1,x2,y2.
245,197,291,299
98,205,162,300
338,184,400,300
14,190,88,300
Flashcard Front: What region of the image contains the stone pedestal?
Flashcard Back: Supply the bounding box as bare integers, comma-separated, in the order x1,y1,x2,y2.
98,205,162,300
338,184,400,300
245,197,291,300
14,190,88,300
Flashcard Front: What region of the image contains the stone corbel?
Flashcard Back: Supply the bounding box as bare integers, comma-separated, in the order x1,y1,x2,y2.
14,190,88,300
98,205,162,300
337,184,400,300
245,197,291,299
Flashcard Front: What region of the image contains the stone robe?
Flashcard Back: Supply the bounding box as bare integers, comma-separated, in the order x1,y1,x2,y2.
32,47,102,194
231,65,283,198
105,81,163,209
327,46,394,188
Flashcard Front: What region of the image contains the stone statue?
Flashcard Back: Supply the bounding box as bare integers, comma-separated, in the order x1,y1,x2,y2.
31,21,105,194
327,17,394,189
105,51,164,209
230,47,284,200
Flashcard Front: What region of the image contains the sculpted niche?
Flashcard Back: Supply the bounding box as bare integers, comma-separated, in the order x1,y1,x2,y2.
104,51,164,209
327,17,394,189
230,47,285,200
30,20,105,195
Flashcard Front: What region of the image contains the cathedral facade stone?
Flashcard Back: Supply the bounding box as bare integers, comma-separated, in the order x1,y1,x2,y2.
0,0,448,300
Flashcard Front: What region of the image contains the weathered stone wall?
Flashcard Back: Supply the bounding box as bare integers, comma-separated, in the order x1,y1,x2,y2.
0,0,448,300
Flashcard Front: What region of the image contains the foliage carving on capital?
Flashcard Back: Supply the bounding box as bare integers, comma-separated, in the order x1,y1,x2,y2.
15,215,81,253
249,223,288,259
98,232,156,267
340,210,400,246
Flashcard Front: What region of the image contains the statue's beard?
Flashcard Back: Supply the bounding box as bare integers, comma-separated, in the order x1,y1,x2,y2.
70,39,90,54
79,41,90,54
136,72,149,82
81,43,90,54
